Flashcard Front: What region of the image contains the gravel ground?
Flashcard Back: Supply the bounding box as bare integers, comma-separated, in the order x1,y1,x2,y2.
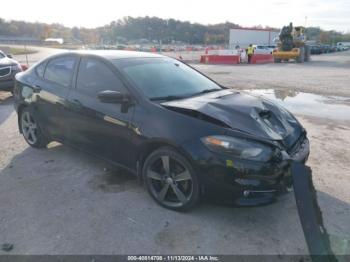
0,47,349,256
194,50,350,97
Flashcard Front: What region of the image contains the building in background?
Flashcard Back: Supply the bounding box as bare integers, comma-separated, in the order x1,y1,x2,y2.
44,38,64,45
0,35,41,45
229,28,279,49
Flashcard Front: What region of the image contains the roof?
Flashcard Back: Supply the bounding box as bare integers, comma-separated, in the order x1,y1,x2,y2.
230,28,280,32
0,35,40,41
66,50,165,60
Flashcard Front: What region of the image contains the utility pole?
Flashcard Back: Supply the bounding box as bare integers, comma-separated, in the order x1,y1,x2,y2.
24,43,29,66
304,16,308,28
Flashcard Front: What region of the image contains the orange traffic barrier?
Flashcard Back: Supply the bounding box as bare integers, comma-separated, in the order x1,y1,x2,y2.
251,54,274,64
200,55,240,64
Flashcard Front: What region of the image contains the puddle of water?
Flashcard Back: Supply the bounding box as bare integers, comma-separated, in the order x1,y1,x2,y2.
244,89,350,121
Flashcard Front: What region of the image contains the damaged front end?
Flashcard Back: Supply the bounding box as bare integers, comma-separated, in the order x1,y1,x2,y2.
196,133,309,206
162,89,304,145
163,89,310,205
162,90,338,260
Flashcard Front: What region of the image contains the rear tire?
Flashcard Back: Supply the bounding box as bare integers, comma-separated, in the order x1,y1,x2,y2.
20,107,49,148
304,45,311,62
142,147,200,211
297,47,305,63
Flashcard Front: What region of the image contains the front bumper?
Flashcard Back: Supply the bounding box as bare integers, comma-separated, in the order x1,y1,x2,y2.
0,68,21,91
184,136,310,206
0,79,15,91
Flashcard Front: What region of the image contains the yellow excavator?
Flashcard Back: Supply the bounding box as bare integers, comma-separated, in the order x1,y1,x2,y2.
273,23,310,63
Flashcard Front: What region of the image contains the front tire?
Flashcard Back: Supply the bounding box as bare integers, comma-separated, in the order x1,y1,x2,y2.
20,107,49,148
142,147,200,211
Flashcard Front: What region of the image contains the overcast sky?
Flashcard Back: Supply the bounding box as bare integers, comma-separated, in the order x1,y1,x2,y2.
1,0,349,32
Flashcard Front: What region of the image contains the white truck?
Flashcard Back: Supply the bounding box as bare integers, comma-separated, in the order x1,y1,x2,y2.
229,28,279,49
337,42,350,50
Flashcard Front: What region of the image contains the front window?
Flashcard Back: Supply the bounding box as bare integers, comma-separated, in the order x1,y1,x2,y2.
76,57,126,97
113,57,222,100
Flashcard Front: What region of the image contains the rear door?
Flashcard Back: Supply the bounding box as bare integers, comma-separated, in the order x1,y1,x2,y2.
66,56,135,168
35,55,78,142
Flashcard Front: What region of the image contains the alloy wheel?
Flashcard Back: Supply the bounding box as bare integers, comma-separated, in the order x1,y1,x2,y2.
146,155,193,208
21,111,38,145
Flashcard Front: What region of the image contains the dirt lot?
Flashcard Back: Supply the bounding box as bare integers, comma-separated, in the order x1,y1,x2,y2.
0,48,349,256
195,51,350,97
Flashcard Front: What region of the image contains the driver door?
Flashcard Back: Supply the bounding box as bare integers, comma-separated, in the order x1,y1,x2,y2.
66,56,135,169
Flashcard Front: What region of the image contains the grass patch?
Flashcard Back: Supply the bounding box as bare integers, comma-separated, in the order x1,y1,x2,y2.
48,44,84,50
9,47,37,55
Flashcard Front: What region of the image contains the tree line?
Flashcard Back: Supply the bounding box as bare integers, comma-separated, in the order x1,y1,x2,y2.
1,16,349,45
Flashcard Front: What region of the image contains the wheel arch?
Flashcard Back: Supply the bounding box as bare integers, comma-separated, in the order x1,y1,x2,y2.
17,103,28,133
136,139,196,179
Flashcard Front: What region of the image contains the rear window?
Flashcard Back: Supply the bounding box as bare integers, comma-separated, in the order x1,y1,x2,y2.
35,62,46,78
44,56,76,87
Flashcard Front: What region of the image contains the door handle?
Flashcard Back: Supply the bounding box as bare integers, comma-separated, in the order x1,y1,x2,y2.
71,99,83,109
32,85,42,93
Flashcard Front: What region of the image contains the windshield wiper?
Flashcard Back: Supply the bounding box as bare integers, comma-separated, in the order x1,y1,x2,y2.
150,89,222,101
150,95,187,101
191,88,222,96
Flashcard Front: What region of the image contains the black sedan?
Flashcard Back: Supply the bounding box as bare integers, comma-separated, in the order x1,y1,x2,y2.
13,51,309,211
0,50,22,92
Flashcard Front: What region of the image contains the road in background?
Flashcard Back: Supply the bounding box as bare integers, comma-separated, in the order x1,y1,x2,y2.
12,45,350,97
10,45,63,65
12,45,202,65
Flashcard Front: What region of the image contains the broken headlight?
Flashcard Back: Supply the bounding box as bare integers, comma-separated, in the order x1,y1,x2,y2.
201,135,273,162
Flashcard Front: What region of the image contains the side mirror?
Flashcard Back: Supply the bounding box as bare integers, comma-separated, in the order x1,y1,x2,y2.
7,54,13,59
21,64,29,71
98,90,131,104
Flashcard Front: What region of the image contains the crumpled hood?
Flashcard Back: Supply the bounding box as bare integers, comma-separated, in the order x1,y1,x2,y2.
162,89,302,145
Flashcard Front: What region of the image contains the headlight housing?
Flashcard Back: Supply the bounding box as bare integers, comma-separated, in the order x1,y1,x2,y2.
10,63,22,72
201,135,273,162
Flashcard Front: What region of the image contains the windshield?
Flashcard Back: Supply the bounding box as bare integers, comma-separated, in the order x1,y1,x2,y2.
113,57,222,100
0,51,6,59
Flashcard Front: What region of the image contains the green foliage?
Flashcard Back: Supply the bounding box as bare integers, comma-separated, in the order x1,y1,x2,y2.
1,16,349,45
9,47,37,55
305,27,350,44
97,16,241,44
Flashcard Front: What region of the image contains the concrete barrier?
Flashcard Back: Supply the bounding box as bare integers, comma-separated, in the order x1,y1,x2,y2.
200,55,240,64
251,54,274,64
207,49,239,56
